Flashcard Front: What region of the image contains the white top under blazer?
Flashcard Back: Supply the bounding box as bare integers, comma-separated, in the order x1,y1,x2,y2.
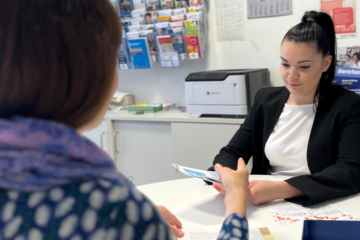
265,103,316,176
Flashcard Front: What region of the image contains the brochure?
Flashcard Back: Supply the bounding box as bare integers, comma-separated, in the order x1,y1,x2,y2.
128,38,153,69
157,16,171,22
169,29,187,59
145,0,161,11
334,46,360,95
185,19,200,36
161,0,175,10
132,0,146,9
172,164,221,184
155,22,170,35
175,0,189,9
121,19,131,26
190,0,204,7
140,30,157,62
157,35,174,52
185,35,201,59
128,25,142,32
126,31,140,39
141,24,155,30
118,54,130,70
171,15,185,22
144,11,159,24
120,0,132,14
158,9,173,17
131,9,146,19
159,52,181,67
173,8,187,16
130,18,143,25
169,21,184,29
270,202,359,226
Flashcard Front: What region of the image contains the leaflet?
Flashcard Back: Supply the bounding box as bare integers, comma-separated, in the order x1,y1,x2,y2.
175,0,189,9
270,202,359,226
146,0,161,11
172,164,221,184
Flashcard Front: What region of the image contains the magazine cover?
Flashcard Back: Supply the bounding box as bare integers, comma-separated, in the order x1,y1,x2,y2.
169,29,187,60
146,0,160,11
128,38,153,69
157,35,174,52
335,46,360,95
185,35,201,59
161,0,175,9
190,0,203,7
132,0,146,10
140,30,157,62
144,11,159,24
175,0,189,9
155,22,170,36
120,0,132,14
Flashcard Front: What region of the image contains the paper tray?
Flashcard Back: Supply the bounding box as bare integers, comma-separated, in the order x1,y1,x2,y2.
302,220,360,240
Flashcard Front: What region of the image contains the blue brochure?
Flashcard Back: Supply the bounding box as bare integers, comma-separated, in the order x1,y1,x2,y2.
169,30,186,54
128,38,153,69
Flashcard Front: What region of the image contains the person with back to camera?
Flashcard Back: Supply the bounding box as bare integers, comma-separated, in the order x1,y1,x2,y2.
210,11,360,207
0,0,250,239
351,52,360,68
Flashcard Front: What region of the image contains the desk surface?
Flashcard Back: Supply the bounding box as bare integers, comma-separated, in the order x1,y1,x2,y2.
137,175,360,240
106,111,245,124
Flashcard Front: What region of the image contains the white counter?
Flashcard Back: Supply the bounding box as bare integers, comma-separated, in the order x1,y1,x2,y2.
106,110,245,124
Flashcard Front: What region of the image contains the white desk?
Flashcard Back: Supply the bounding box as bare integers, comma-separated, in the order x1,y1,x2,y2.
137,175,360,240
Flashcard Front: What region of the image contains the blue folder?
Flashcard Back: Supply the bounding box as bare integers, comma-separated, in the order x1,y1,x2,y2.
302,220,360,240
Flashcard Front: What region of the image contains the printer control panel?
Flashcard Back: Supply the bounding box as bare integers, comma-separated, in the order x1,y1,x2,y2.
186,72,231,81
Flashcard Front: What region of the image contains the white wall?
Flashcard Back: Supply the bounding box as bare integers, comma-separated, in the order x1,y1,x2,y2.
118,0,360,106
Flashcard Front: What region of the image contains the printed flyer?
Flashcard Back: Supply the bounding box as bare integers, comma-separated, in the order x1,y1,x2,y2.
335,46,360,95
321,0,356,38
271,202,358,226
172,164,221,184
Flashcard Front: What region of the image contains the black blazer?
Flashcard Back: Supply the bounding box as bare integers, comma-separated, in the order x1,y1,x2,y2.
213,85,360,206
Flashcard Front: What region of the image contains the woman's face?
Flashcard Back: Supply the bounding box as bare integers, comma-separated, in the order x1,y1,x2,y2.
354,55,359,63
280,39,332,102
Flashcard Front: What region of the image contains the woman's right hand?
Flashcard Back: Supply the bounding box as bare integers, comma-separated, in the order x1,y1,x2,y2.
213,158,249,217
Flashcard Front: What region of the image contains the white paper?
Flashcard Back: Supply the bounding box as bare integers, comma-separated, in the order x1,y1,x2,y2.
270,202,359,226
181,222,263,240
247,0,292,19
160,52,181,67
215,0,245,42
172,164,221,184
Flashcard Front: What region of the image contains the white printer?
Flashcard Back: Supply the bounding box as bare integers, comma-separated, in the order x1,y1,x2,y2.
185,69,270,118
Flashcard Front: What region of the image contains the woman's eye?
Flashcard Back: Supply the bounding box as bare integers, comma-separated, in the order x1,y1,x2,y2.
281,64,290,67
300,66,310,69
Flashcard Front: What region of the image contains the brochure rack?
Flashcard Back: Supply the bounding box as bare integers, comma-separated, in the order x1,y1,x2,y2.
114,0,208,70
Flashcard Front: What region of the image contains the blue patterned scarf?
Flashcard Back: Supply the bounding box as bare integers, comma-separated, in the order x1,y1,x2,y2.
0,116,127,192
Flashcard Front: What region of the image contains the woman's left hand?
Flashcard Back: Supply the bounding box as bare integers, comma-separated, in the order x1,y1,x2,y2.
248,180,278,205
248,180,304,205
156,206,185,238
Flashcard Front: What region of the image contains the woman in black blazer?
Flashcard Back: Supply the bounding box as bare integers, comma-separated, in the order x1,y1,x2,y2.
211,11,360,207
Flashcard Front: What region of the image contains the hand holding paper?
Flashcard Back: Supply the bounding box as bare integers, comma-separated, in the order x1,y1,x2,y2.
214,158,249,217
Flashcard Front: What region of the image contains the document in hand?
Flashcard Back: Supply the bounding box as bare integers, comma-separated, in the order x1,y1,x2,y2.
172,164,221,184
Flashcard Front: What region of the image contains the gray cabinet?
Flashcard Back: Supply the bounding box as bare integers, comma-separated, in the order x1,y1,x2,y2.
113,121,174,186
82,119,110,155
